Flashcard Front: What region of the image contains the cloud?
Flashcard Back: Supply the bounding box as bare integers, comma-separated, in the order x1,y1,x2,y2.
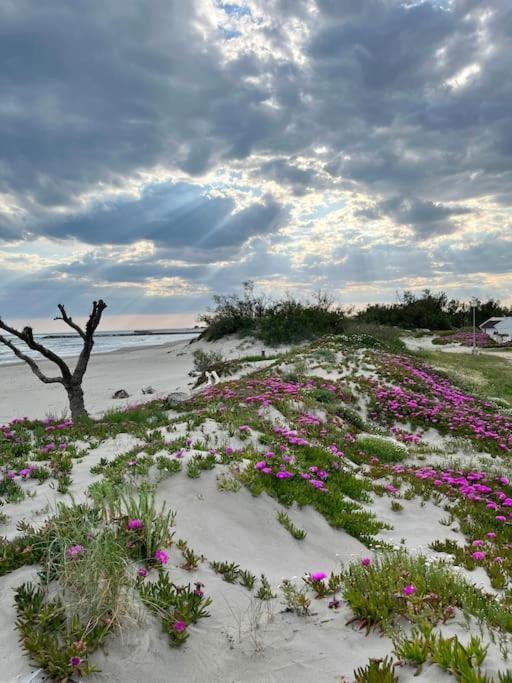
378,195,472,239
42,182,286,258
1,0,512,316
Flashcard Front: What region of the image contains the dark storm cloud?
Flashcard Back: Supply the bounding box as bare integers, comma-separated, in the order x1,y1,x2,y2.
379,196,472,239
42,182,285,255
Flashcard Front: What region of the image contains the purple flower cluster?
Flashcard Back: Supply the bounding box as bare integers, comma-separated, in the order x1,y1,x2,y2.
368,356,512,453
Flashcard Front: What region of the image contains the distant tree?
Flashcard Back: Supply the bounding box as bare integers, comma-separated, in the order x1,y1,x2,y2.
0,300,107,421
356,290,512,330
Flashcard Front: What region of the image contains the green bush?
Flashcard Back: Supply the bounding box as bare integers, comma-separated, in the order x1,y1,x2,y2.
199,281,345,345
356,434,408,463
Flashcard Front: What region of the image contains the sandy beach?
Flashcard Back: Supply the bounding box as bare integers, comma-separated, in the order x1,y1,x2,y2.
0,335,274,425
1,334,512,682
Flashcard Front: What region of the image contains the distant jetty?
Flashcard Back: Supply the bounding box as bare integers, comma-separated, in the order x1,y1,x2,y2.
42,328,203,340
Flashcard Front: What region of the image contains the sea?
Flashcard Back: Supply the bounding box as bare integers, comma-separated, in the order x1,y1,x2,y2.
0,330,200,366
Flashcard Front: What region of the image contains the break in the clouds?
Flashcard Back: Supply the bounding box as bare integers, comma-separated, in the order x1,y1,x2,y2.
0,0,511,325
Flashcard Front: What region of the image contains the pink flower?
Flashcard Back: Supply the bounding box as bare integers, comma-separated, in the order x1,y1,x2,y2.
174,620,186,632
310,571,327,582
127,518,143,530
471,539,484,547
486,532,497,539
255,461,267,470
361,557,371,567
471,551,486,561
403,584,416,596
66,545,84,559
137,567,148,578
69,656,81,668
154,549,169,565
275,471,293,479
239,425,250,432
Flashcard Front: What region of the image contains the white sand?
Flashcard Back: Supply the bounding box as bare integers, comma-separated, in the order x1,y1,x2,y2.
1,336,510,682
0,335,281,424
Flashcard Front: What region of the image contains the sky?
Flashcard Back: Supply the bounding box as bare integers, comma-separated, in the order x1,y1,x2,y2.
0,0,511,330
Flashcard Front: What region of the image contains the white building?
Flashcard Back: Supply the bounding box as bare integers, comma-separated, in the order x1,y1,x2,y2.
480,317,512,344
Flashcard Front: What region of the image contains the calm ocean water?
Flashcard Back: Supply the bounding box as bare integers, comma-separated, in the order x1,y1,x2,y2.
0,331,199,367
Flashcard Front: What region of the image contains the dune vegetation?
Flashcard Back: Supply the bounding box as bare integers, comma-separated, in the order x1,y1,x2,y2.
1,330,512,681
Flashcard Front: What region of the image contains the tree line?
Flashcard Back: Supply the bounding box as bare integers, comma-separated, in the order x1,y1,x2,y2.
355,290,512,331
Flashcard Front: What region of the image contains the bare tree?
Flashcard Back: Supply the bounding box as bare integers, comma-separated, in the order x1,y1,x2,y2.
0,300,107,421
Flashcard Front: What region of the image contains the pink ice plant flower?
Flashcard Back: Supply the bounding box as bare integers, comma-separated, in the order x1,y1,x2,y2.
472,551,486,561
154,549,169,565
66,545,84,559
174,620,187,632
310,571,327,582
69,656,81,668
127,519,144,530
361,557,371,567
403,584,417,596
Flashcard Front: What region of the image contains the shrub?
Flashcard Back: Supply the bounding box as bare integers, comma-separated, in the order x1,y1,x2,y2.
199,282,345,344
356,434,408,463
193,348,225,372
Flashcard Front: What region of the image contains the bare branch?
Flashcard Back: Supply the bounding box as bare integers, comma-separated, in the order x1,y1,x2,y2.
0,334,63,384
0,300,107,420
0,319,72,382
74,299,108,381
54,304,86,340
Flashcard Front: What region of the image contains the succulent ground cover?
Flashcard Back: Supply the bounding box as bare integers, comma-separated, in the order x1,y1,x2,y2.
1,333,512,680
433,331,498,348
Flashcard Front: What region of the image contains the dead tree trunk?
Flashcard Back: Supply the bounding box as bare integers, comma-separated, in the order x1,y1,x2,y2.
0,300,107,421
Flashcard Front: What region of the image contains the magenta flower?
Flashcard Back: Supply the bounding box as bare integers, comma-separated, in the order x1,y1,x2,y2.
310,571,327,582
69,656,81,668
361,557,371,567
403,584,416,596
275,471,293,479
471,551,486,561
127,518,143,530
174,620,187,632
471,539,484,547
66,545,84,559
154,549,169,565
137,567,148,578
486,532,497,539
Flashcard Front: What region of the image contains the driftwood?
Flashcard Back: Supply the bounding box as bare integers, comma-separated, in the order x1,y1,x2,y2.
0,300,107,420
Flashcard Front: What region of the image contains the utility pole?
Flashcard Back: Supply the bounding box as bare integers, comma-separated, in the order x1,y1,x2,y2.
472,298,477,355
